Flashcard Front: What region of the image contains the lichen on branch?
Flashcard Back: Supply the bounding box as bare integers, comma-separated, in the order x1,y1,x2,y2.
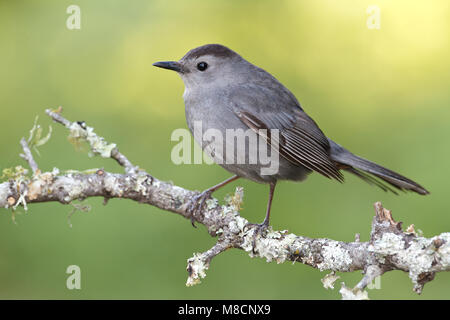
0,108,448,300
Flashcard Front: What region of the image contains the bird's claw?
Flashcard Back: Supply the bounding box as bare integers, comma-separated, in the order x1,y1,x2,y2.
245,221,269,254
186,190,213,228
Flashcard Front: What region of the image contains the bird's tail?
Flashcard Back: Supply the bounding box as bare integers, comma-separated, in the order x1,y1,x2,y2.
328,139,429,195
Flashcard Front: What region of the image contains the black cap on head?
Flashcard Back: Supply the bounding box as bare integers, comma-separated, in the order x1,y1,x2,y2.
182,44,238,60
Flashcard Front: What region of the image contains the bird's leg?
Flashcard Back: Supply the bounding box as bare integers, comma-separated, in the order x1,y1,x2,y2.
187,175,240,227
246,182,277,253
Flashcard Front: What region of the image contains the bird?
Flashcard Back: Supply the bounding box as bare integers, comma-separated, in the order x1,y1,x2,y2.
153,44,429,234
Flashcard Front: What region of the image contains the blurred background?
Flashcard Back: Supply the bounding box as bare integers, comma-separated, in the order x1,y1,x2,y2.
0,0,449,299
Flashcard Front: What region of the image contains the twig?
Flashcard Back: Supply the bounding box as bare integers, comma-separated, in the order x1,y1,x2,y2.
186,240,232,286
1,109,448,299
19,138,39,175
354,265,384,291
45,108,138,174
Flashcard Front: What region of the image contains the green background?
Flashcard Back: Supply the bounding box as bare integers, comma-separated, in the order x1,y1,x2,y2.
0,0,449,299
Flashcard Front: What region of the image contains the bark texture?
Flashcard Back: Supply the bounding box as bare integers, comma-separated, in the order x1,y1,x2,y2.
1,109,448,299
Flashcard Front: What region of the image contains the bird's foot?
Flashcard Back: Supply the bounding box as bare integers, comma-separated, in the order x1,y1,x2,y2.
186,190,213,228
245,221,270,254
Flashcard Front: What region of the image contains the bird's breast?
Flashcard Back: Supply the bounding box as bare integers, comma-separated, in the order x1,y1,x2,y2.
185,93,244,133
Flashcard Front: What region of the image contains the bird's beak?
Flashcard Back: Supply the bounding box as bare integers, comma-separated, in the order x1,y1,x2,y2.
152,61,182,72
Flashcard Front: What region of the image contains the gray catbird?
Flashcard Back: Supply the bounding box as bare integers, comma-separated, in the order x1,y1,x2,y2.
153,44,429,231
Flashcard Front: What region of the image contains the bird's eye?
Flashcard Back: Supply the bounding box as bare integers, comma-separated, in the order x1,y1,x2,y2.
197,62,208,71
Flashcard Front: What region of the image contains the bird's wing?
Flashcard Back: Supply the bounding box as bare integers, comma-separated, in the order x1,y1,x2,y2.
227,83,343,181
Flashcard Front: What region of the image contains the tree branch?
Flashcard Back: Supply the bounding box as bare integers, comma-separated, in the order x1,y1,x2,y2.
1,109,448,299
19,138,39,175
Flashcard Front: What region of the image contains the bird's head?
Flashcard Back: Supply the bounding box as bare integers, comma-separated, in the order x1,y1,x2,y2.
153,44,248,89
